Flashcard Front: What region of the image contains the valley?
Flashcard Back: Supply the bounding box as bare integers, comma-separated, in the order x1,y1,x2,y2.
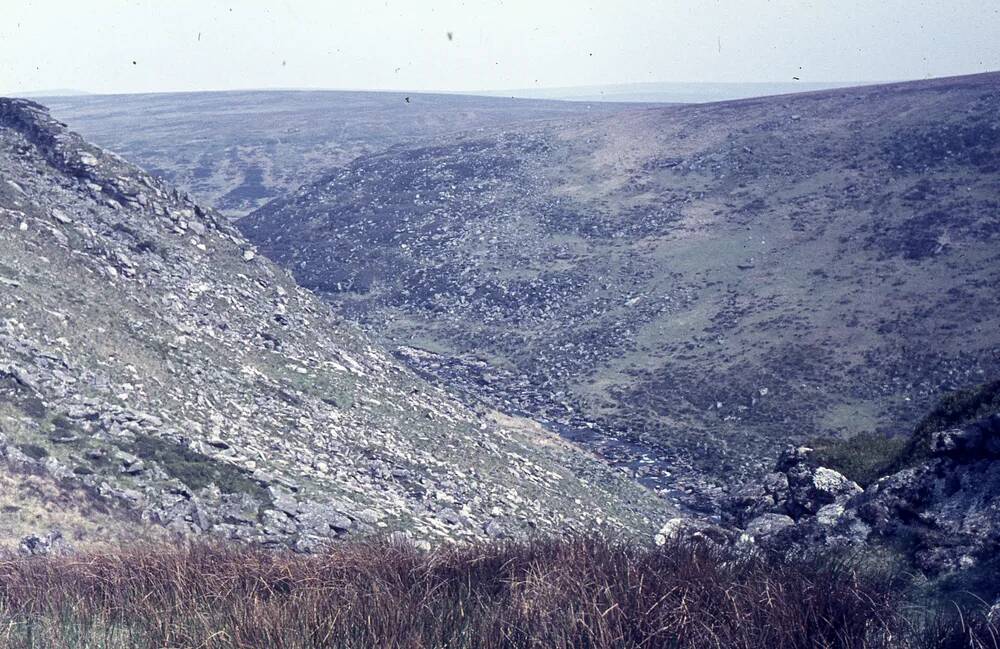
238,73,1000,496
0,98,669,550
43,91,636,216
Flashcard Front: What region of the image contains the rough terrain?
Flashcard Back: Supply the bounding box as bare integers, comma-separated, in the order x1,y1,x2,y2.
0,98,672,551
240,73,1000,501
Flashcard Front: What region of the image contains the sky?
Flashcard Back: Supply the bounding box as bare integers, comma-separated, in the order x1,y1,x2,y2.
1,0,999,96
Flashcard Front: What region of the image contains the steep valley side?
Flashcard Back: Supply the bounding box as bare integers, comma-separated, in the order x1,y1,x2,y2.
0,98,672,550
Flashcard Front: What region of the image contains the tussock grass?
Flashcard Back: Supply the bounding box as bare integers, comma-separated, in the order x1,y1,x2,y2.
0,536,921,649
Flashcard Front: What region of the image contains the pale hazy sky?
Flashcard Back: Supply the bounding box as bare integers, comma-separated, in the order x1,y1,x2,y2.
2,0,999,95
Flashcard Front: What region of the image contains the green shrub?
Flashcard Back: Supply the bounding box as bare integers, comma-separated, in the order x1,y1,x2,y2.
808,432,908,487
17,443,49,461
891,378,1000,471
117,434,270,506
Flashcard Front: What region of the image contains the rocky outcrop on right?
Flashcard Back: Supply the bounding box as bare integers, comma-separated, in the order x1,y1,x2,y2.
726,411,1000,574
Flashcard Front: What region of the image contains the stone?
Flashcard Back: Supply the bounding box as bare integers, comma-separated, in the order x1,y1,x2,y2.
784,463,861,518
116,451,145,475
745,513,795,538
812,467,862,503
51,208,72,223
437,507,462,525
18,530,66,556
814,503,845,527
484,519,508,538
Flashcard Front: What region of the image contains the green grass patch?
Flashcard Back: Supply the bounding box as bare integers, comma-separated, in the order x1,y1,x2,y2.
808,432,908,487
892,378,1000,472
115,434,270,506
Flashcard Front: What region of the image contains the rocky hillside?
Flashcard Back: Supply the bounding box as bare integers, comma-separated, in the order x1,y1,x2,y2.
240,73,1000,492
718,380,1000,612
0,98,671,551
43,91,635,216
726,411,1000,576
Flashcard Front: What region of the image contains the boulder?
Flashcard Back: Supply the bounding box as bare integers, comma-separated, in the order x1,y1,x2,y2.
745,513,795,539
18,530,68,556
786,463,861,518
654,517,737,548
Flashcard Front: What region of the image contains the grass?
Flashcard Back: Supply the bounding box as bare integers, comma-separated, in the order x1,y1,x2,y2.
115,433,271,505
808,432,908,487
0,537,994,648
807,378,1000,486
0,536,920,649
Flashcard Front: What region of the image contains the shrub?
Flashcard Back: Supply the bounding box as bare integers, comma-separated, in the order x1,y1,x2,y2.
808,432,908,487
16,443,49,461
892,378,1000,471
117,433,269,504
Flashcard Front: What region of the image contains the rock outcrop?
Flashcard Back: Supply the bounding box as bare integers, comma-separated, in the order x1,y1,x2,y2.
726,412,1000,573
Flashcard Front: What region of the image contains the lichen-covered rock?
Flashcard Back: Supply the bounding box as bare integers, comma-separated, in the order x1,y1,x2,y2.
745,513,795,539
18,530,70,556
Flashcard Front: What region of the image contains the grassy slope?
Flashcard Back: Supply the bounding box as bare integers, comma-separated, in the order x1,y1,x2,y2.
241,73,1000,477
42,91,635,216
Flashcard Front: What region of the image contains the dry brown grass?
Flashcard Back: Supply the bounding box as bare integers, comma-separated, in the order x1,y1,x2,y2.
0,536,922,649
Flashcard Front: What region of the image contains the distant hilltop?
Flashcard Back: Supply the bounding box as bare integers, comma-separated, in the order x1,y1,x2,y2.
8,88,92,98
476,80,872,103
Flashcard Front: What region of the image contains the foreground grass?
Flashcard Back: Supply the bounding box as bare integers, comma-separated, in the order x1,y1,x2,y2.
0,537,994,648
